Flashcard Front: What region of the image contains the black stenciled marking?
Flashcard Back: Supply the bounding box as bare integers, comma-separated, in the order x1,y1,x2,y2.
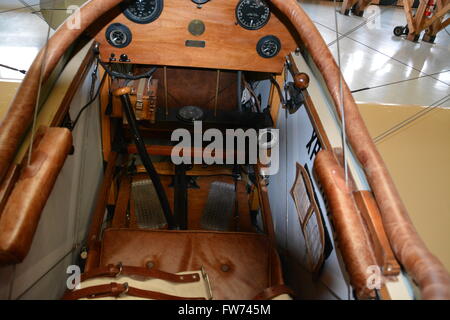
306,130,321,160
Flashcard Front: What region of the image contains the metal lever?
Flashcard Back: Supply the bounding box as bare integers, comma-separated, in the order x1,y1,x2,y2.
113,87,176,229
284,73,310,114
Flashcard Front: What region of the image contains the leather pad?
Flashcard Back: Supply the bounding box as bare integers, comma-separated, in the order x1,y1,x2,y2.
100,229,284,300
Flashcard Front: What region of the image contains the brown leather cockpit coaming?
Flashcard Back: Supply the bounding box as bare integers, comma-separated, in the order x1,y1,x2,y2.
99,229,285,300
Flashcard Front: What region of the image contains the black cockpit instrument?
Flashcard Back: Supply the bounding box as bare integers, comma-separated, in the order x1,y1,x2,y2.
256,35,281,58
123,0,164,24
105,23,133,48
235,0,271,30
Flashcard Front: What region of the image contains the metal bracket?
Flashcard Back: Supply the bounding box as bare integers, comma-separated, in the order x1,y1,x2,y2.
284,81,305,114
201,266,213,300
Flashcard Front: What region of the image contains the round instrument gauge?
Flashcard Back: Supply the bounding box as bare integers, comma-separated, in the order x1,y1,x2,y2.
256,35,281,58
236,0,270,30
191,0,210,4
123,0,163,24
177,106,204,122
105,23,132,48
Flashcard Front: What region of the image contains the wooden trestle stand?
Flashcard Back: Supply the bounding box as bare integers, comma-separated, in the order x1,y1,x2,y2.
340,0,449,43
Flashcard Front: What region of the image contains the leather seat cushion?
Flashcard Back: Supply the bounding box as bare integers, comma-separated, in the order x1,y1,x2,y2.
100,229,284,300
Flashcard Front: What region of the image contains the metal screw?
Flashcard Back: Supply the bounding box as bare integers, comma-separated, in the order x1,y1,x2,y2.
221,264,230,272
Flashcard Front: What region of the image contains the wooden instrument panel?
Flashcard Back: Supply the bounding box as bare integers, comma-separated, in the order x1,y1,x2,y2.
94,0,300,73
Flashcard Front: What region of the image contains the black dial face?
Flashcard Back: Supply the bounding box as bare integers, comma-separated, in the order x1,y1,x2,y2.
177,106,204,122
123,0,163,24
257,35,281,58
236,0,270,30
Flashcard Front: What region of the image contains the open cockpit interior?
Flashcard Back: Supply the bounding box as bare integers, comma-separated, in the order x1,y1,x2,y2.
0,0,449,301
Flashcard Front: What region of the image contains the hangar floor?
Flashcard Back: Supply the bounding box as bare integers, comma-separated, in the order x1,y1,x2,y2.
1,0,449,108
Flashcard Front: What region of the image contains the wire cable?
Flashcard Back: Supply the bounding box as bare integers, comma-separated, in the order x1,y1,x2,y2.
351,69,450,93
98,59,157,80
373,94,450,144
333,0,352,300
27,12,52,166
333,0,349,184
70,71,107,131
0,63,26,74
326,6,389,47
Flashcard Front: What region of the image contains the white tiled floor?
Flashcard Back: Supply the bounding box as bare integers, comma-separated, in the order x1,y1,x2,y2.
299,0,450,107
0,0,52,81
0,0,449,106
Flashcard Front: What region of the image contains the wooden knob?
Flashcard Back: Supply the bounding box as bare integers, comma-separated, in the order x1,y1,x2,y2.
113,86,132,97
294,73,310,90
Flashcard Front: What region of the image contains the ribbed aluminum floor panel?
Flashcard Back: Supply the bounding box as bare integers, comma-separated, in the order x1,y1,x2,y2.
200,181,236,231
132,179,167,229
